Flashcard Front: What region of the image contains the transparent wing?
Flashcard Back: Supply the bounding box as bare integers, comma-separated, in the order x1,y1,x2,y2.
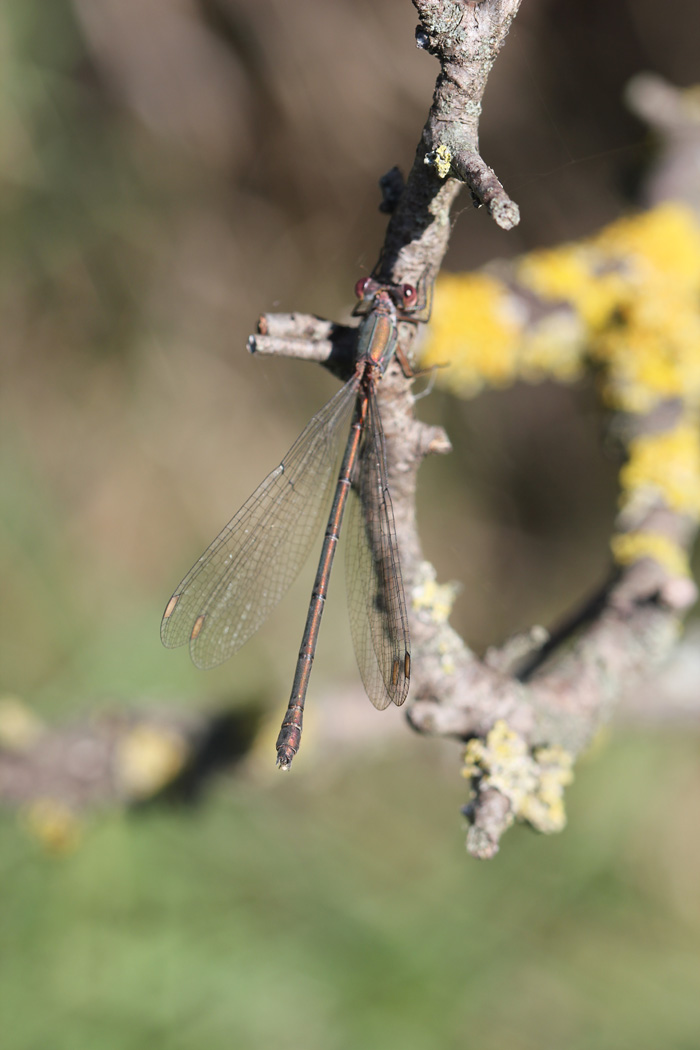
162,378,358,669
345,389,410,709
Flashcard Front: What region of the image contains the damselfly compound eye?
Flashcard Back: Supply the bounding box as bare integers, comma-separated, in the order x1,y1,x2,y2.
401,283,417,308
354,277,371,299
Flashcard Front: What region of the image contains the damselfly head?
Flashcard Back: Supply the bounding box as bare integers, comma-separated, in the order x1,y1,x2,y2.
352,275,426,321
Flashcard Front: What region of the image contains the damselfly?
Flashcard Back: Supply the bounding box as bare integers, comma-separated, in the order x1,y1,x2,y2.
161,277,426,768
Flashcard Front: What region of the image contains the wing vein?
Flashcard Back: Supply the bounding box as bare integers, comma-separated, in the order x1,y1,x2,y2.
161,378,358,669
345,387,410,709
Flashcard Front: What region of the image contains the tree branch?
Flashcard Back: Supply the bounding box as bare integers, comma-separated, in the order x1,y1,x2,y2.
246,2,700,857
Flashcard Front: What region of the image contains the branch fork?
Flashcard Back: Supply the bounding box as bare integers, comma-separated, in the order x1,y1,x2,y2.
248,1,698,857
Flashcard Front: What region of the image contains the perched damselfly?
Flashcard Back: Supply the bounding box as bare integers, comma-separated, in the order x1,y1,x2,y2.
161,277,426,768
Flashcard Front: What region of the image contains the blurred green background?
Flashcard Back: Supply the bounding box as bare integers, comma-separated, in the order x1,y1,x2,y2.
1,1,699,1047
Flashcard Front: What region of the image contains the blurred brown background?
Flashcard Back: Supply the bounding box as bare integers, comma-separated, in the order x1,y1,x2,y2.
2,3,700,1048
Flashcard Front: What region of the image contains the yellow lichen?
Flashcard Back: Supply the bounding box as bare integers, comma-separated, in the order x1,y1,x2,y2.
593,290,700,413
115,724,189,800
22,798,83,855
521,745,574,833
611,531,690,579
517,243,627,331
422,203,700,418
0,696,44,752
595,205,700,293
420,203,700,580
619,424,700,517
564,206,700,414
518,312,586,383
420,273,522,395
426,143,453,179
462,720,574,835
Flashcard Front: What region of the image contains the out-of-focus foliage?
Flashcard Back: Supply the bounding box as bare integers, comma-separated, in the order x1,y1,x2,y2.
2,1,700,1047
3,735,700,1050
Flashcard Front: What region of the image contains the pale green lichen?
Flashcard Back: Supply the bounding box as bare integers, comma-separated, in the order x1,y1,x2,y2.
463,720,574,835
412,563,461,674
412,564,459,624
